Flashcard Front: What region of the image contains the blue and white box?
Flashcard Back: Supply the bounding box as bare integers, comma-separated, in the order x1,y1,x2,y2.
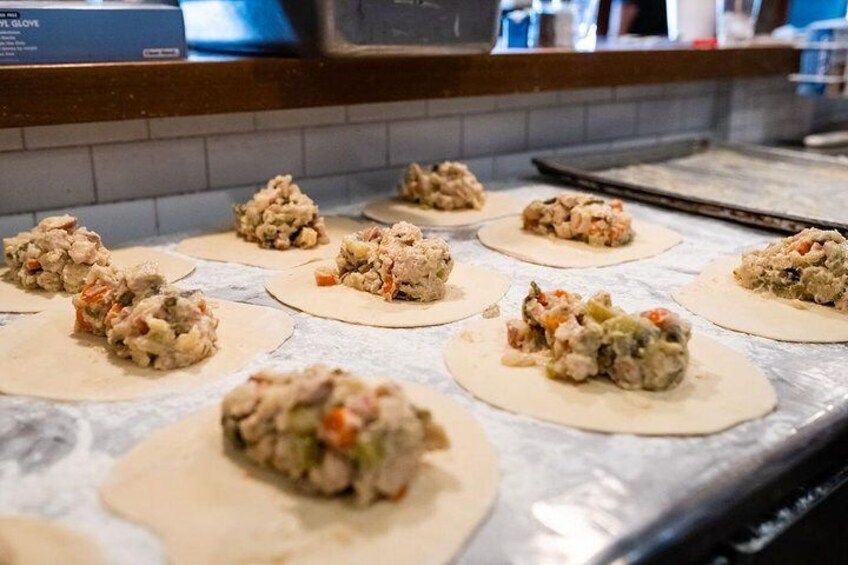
0,2,186,65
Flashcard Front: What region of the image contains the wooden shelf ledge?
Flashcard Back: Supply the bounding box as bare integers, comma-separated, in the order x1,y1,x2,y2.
0,46,798,128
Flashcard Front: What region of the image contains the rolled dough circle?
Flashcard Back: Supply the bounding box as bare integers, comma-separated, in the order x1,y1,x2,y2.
101,381,499,565
477,216,682,268
673,257,848,343
0,517,104,565
175,217,367,270
444,318,777,436
0,247,194,314
265,259,510,328
363,192,523,227
0,300,294,402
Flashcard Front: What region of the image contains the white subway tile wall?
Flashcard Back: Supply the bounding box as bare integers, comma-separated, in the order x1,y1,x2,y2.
637,99,683,136
0,79,839,241
348,167,404,201
428,96,497,116
528,106,585,149
0,128,23,152
1,147,96,214
36,199,158,247
0,213,35,237
461,156,496,181
255,106,346,131
23,120,149,149
681,96,716,132
495,92,559,110
347,100,428,123
207,130,302,188
389,117,461,165
493,150,547,179
93,138,207,201
149,113,254,139
296,174,350,208
586,102,638,142
156,185,256,235
304,123,387,176
558,87,614,104
463,111,527,157
614,84,666,101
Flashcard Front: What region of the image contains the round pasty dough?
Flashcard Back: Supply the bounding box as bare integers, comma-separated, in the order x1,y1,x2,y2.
363,192,522,227
101,382,499,565
0,300,294,402
0,247,194,314
175,217,367,271
477,216,682,268
444,318,777,436
0,517,104,565
673,257,848,343
265,259,510,328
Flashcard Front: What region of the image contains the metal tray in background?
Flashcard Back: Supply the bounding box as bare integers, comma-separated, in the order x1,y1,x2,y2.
181,0,501,57
533,139,848,235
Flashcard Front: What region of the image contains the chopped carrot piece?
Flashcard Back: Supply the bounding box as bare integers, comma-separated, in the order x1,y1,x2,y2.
390,485,409,502
75,307,92,333
645,308,670,327
198,300,207,313
795,240,813,255
381,274,396,298
322,407,358,448
104,304,123,330
80,283,109,305
314,270,338,287
610,199,624,211
24,259,41,273
537,292,548,306
543,313,566,331
134,319,150,335
553,289,569,298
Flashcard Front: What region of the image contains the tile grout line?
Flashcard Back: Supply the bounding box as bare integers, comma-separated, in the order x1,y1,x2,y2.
459,115,466,158
88,146,99,202
202,137,211,190
300,127,307,177
153,197,161,234
384,121,390,167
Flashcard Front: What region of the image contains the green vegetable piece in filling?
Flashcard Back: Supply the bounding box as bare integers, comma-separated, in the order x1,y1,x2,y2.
288,406,320,434
354,439,385,466
603,315,641,335
294,435,322,470
586,299,616,322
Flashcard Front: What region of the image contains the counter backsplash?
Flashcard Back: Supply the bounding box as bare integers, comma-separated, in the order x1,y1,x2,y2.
0,77,844,247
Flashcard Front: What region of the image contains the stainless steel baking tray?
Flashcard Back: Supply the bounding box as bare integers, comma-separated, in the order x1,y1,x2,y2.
182,0,501,57
533,139,848,235
2,184,848,564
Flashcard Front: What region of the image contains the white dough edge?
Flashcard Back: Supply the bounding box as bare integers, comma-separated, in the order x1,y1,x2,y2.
0,516,105,565
477,216,683,269
363,192,524,227
265,260,511,328
100,380,500,565
444,317,777,436
673,257,848,343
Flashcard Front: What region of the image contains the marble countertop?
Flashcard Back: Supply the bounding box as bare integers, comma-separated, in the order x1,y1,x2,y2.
1,181,846,564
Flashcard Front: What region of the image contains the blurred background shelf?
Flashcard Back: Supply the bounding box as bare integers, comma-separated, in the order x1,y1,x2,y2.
0,45,798,128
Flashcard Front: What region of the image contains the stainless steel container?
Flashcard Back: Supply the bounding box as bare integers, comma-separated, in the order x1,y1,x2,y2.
181,0,501,57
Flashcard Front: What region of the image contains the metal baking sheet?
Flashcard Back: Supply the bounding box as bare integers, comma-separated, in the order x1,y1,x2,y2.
533,140,848,235
1,182,847,564
182,0,500,57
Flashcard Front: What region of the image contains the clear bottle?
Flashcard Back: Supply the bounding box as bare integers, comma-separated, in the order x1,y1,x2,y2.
531,0,574,48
